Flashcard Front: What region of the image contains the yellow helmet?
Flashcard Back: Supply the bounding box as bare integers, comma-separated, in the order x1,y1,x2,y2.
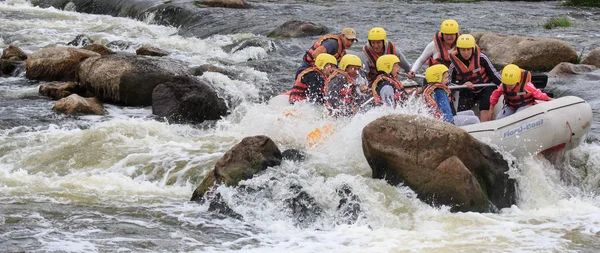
456,34,476,49
376,54,400,74
339,54,362,71
501,64,522,85
368,27,387,41
440,19,459,34
315,53,337,70
425,64,449,83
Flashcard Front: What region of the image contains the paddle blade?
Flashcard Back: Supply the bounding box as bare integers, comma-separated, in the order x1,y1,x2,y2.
531,73,548,89
306,123,334,147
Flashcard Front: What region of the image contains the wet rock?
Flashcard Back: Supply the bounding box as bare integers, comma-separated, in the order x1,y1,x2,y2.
53,94,105,115
0,60,17,76
362,114,514,213
335,184,362,225
189,64,237,79
2,45,28,60
107,40,135,51
473,32,577,71
136,45,169,57
230,37,276,54
25,47,100,82
548,62,598,78
82,44,115,55
206,192,243,219
39,81,88,100
152,75,228,124
284,184,323,227
267,20,327,38
582,48,600,68
67,34,93,47
281,149,306,162
78,54,189,106
200,0,250,9
190,135,282,202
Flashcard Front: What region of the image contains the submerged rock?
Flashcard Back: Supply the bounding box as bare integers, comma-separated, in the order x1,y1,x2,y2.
136,45,169,57
362,114,515,213
582,48,600,68
473,32,577,71
284,184,323,227
267,20,327,38
67,34,93,47
548,62,598,78
82,44,115,55
281,149,306,162
200,0,250,9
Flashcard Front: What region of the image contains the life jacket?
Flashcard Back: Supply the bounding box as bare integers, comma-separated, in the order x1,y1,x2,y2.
503,70,535,110
289,67,326,103
324,70,357,114
371,74,405,105
303,34,345,65
449,46,489,85
423,83,451,119
426,32,455,67
362,41,397,84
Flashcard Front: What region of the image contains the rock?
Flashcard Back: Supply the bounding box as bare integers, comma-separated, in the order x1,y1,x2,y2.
25,47,100,81
77,54,189,106
67,34,93,47
39,81,87,100
362,114,515,212
582,48,600,68
53,94,105,115
151,75,228,124
1,60,16,76
548,62,598,78
231,37,276,54
206,192,243,219
473,32,578,71
2,45,28,60
190,135,282,202
284,184,323,227
107,40,135,51
267,20,327,38
200,0,250,9
281,149,306,162
335,184,363,225
189,64,237,79
82,44,115,55
136,45,169,57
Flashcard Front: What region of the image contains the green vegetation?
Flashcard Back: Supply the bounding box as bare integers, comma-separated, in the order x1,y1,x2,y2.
563,0,600,8
543,16,573,30
193,0,204,8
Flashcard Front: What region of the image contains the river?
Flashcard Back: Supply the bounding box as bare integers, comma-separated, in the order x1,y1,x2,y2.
1,0,600,252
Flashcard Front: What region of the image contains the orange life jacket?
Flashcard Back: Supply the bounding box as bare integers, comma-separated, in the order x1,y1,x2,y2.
449,46,489,84
362,41,397,84
423,83,451,119
324,70,357,114
303,34,345,65
289,67,326,103
503,70,535,110
371,74,405,105
426,32,455,67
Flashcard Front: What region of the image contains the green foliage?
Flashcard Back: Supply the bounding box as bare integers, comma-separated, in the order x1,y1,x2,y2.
543,16,573,30
563,0,600,7
193,0,204,8
434,0,481,2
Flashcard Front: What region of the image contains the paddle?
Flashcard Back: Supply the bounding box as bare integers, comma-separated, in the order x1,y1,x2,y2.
306,122,334,148
403,73,548,89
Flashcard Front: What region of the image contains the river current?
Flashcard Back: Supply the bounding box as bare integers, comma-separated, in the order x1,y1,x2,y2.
1,0,600,252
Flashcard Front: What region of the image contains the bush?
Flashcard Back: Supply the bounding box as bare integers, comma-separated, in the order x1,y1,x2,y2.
543,16,573,30
563,0,600,7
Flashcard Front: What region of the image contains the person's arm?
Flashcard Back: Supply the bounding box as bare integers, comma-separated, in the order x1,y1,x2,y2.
525,82,552,101
394,48,411,73
481,53,501,85
489,85,504,108
433,89,454,124
409,41,435,76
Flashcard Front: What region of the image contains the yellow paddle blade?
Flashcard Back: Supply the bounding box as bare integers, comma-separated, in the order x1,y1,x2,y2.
306,123,334,148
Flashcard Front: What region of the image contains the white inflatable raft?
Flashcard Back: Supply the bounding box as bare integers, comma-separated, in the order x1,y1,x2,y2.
460,96,592,155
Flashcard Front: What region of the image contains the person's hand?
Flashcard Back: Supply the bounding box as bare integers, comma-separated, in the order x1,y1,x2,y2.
407,71,415,79
380,85,395,107
359,84,369,94
465,81,475,90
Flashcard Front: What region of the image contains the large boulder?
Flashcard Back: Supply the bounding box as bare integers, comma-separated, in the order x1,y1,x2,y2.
200,0,250,8
152,75,228,123
39,81,88,100
2,45,28,61
25,47,99,81
78,54,190,106
190,135,282,202
548,62,598,78
53,94,105,115
362,114,515,212
136,45,169,57
582,48,600,68
82,44,115,55
267,20,327,38
473,32,578,71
